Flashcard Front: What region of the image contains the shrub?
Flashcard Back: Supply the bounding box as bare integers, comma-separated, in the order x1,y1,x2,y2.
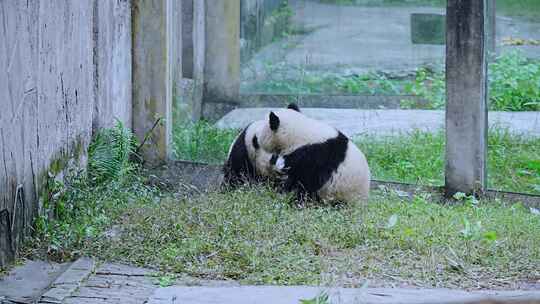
88,119,137,184
489,50,540,111
403,50,540,111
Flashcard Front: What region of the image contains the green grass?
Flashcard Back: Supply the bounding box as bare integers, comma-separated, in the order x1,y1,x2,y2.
25,123,540,290
354,129,540,194
26,172,160,261
355,131,445,186
172,121,238,164
247,51,540,112
26,122,161,261
355,128,540,194
84,185,540,289
243,66,406,96
173,122,540,195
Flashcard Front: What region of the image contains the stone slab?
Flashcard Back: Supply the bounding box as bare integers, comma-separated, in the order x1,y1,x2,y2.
216,108,540,138
147,286,540,304
39,257,95,303
0,260,69,303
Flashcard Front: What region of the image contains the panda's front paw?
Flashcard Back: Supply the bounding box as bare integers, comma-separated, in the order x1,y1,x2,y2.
271,154,289,172
275,156,287,171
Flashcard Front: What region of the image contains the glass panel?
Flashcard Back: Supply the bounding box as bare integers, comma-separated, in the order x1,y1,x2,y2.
486,0,540,195
240,0,446,98
175,0,449,188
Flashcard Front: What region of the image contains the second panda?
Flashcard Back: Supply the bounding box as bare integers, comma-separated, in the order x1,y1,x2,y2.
260,104,371,204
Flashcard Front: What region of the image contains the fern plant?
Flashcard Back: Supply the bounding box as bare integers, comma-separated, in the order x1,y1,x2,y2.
88,119,137,184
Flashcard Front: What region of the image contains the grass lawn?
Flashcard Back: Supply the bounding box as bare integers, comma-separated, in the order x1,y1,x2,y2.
22,122,540,291
173,123,540,195
30,181,540,290
356,129,540,194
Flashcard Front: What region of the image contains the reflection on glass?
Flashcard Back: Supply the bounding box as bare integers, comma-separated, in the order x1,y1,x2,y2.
174,0,458,188
486,0,540,195
240,0,446,99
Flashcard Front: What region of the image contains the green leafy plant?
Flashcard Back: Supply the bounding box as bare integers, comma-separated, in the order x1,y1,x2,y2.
172,120,239,164
403,67,445,109
489,50,540,111
29,123,157,261
246,65,403,95
156,273,176,287
403,51,540,111
88,119,137,184
300,292,330,304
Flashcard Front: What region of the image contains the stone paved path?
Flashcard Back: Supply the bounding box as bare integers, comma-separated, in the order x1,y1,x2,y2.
216,108,540,138
149,286,540,304
2,258,540,304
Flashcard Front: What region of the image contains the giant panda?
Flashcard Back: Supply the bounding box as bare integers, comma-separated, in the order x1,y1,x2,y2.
259,104,371,204
222,120,274,188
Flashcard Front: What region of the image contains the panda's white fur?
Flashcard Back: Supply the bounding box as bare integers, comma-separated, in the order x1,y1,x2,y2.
259,109,337,154
222,120,274,187
244,120,274,177
260,105,370,203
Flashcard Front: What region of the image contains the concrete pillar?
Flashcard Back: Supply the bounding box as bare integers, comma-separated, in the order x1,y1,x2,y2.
182,0,194,79
445,0,488,196
204,0,240,104
192,0,206,121
132,0,175,164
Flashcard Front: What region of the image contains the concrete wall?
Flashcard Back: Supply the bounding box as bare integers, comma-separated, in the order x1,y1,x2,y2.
93,0,133,130
0,0,133,266
132,0,179,165
182,0,194,79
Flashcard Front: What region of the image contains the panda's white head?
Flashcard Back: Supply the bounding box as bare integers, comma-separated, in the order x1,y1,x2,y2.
259,104,338,154
223,120,274,187
244,120,273,177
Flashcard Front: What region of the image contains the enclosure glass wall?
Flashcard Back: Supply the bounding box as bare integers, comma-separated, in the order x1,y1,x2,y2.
174,0,451,188
486,0,540,195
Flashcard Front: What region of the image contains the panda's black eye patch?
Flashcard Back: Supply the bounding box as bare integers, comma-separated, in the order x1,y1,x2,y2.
252,135,260,150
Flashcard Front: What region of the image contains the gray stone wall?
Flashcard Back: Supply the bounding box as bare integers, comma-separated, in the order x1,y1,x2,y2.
93,0,133,130
0,0,133,266
182,0,194,79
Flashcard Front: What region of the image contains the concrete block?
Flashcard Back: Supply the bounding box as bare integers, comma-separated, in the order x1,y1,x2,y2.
411,13,446,45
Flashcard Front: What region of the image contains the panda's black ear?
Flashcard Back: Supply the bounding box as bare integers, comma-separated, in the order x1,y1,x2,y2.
287,103,300,112
269,112,280,131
